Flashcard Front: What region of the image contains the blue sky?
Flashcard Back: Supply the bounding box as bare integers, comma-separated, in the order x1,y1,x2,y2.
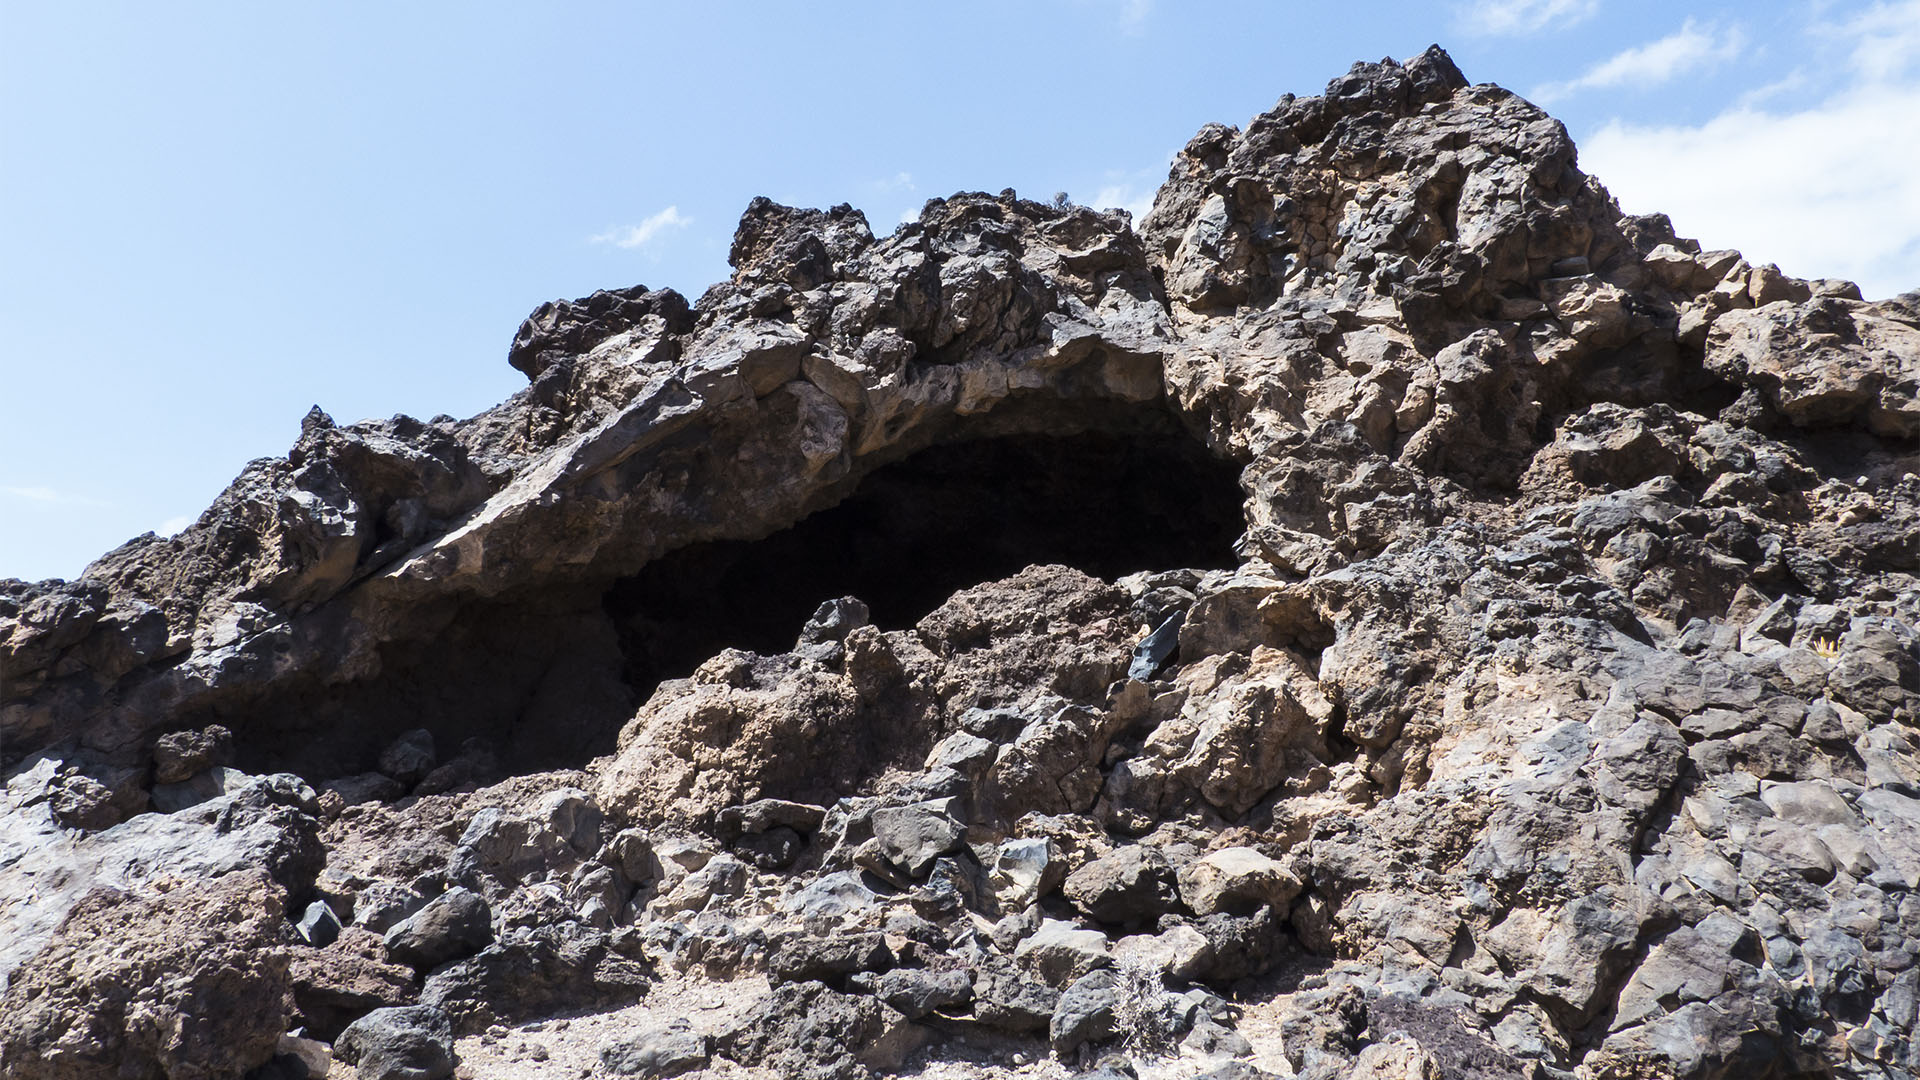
5,1,1918,582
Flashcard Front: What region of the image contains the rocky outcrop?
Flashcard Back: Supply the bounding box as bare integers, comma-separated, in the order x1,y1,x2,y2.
0,870,294,1080
4,44,1920,1080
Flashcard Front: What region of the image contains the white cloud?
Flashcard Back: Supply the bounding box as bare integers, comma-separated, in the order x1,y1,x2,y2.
1456,0,1599,36
871,172,916,195
1534,20,1745,103
1092,184,1156,223
1577,2,1920,300
590,206,692,250
1838,0,1920,81
157,515,193,536
1583,79,1920,300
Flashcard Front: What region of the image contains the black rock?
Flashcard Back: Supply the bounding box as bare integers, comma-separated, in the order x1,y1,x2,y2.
295,900,342,948
872,967,974,1019
1051,968,1122,1055
769,930,893,986
1129,612,1184,681
383,887,491,971
335,1005,456,1080
377,729,436,786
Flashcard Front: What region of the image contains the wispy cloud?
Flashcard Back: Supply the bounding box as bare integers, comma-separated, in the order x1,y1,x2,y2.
1092,183,1157,223
1456,0,1598,36
1072,0,1151,35
157,515,193,536
875,171,916,194
1,485,105,507
1534,19,1745,103
590,206,692,250
1833,0,1920,81
1582,6,1920,300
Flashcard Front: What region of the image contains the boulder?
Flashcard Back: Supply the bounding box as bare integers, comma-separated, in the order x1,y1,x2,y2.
383,887,492,971
1014,919,1114,987
873,967,974,1019
0,871,292,1080
152,724,235,784
1051,969,1122,1055
1177,847,1301,916
335,1005,457,1080
1063,845,1182,926
599,1018,709,1078
870,798,967,878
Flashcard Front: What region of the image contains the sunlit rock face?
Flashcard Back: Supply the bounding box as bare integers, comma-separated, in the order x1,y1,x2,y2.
5,45,1920,1080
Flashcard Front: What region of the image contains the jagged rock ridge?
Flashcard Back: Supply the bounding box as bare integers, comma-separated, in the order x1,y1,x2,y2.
4,45,1920,1080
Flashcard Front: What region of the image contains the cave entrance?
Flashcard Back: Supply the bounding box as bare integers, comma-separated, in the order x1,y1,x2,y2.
237,427,1247,781
602,430,1248,699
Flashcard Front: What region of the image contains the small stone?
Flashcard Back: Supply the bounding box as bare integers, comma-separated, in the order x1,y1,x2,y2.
378,729,437,786
296,900,343,948
1130,613,1185,681
152,724,235,784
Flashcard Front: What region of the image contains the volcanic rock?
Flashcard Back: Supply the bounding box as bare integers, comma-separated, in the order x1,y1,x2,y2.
1,43,1918,1080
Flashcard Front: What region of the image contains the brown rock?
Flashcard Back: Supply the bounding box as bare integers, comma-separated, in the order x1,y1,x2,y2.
0,871,292,1080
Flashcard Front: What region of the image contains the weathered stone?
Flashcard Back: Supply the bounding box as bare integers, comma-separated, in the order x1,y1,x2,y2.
873,967,974,1019
384,887,492,971
1014,919,1114,987
870,798,967,878
335,1005,457,1080
0,871,292,1080
599,1018,709,1078
1052,968,1123,1055
985,836,1065,913
1063,844,1181,926
370,731,433,787
768,930,892,985
152,724,235,784
974,959,1062,1034
1177,846,1301,916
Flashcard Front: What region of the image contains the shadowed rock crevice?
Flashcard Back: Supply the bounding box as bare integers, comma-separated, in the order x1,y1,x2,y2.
605,429,1246,693
232,427,1245,779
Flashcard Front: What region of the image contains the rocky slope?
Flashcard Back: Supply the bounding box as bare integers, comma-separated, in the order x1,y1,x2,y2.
5,45,1920,1080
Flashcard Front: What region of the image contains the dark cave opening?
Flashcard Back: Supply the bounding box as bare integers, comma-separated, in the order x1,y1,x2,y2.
236,428,1247,781
602,431,1248,699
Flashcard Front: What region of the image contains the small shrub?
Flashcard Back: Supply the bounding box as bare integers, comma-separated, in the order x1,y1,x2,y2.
1110,957,1180,1058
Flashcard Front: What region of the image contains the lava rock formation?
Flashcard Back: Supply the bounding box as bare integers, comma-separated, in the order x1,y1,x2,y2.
5,45,1920,1080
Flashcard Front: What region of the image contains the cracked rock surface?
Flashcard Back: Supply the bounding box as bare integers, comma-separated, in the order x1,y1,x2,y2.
5,46,1920,1080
